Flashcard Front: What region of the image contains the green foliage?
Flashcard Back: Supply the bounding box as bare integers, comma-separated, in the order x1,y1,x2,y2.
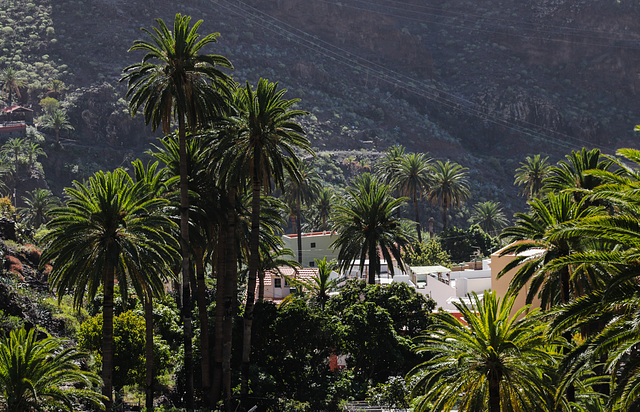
77,310,171,390
0,328,105,412
366,376,410,409
439,224,498,263
403,238,452,267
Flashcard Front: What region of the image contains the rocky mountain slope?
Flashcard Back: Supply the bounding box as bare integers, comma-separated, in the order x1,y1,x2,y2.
3,0,640,215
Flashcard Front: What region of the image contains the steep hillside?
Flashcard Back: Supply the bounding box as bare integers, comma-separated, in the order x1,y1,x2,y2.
2,0,640,216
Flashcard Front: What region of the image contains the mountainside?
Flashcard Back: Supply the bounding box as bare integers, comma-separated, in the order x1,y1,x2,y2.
3,0,640,215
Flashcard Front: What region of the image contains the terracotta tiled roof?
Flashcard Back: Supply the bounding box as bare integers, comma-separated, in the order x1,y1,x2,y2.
1,105,33,113
262,267,318,286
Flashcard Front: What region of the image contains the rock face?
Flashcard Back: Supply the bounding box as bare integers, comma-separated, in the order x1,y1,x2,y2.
64,83,155,148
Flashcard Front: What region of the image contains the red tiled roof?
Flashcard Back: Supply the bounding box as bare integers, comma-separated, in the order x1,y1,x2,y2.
283,231,334,239
262,267,319,286
1,105,33,113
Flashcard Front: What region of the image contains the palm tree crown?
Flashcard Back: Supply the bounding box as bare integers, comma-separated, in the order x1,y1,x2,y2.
395,152,431,242
331,173,413,284
514,154,551,199
428,160,470,229
410,291,558,412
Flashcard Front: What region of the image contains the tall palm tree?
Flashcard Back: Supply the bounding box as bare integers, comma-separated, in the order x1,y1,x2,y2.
470,200,508,236
214,78,312,398
0,137,24,171
19,188,59,229
514,154,551,199
121,14,233,407
39,109,73,145
316,187,334,232
331,173,413,284
282,161,321,263
395,152,431,242
40,169,179,411
409,291,558,412
25,142,46,168
376,144,406,185
0,328,105,412
428,160,470,229
1,67,24,106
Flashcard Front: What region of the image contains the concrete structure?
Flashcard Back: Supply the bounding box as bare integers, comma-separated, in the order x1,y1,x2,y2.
490,242,542,316
282,231,339,268
0,122,26,138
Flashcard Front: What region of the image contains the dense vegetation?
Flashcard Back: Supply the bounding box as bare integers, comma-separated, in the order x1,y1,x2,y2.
1,4,640,412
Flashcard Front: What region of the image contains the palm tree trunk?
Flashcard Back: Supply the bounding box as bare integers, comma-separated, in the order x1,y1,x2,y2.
413,193,422,243
102,264,115,412
194,247,211,404
488,371,500,412
212,235,225,405
144,289,154,412
241,150,261,399
368,241,377,285
223,188,238,411
178,116,194,410
258,269,265,301
296,194,303,264
442,204,448,229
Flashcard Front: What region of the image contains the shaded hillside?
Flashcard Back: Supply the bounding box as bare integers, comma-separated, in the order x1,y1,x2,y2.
3,0,640,216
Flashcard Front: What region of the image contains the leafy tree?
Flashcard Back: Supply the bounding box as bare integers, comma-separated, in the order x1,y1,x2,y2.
77,310,171,390
439,224,497,263
0,137,24,171
428,160,470,229
24,142,46,168
40,169,179,411
395,152,432,243
376,144,406,185
39,96,60,115
514,154,551,199
19,188,58,229
39,109,73,145
0,328,105,412
403,238,452,267
122,13,232,407
470,200,509,236
331,174,413,284
409,291,558,412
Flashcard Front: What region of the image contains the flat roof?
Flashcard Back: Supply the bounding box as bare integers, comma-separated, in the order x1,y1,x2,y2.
411,265,451,274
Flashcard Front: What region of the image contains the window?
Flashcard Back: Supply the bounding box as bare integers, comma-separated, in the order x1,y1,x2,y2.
274,278,282,288
309,261,315,267
310,242,316,248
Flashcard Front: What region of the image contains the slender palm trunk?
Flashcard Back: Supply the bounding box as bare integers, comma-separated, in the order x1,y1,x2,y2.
102,264,115,412
258,269,265,301
560,267,576,403
413,193,422,243
194,247,211,404
368,241,377,285
212,235,225,405
296,194,303,264
241,150,262,399
488,370,501,412
223,189,238,411
144,289,154,412
442,204,448,229
178,117,194,410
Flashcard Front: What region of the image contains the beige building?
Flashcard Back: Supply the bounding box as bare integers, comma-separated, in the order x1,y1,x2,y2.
282,231,339,268
490,242,542,316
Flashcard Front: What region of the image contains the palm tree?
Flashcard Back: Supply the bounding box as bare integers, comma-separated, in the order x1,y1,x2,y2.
39,109,73,145
395,152,431,243
514,154,551,199
316,187,334,232
498,192,604,309
0,137,24,171
25,142,46,168
214,78,312,398
121,14,233,407
428,160,470,229
376,144,406,184
281,161,321,263
409,291,557,412
40,169,179,411
286,257,338,310
331,173,413,284
470,200,508,236
0,328,105,412
19,188,59,229
1,67,24,106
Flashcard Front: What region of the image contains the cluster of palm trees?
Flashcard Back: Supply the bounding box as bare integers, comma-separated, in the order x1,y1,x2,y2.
412,147,640,411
